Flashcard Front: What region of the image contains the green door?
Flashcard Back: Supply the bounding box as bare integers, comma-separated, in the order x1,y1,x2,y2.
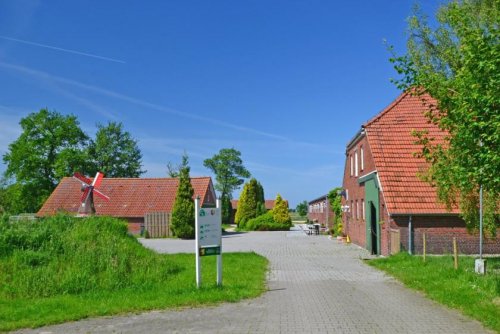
359,174,380,255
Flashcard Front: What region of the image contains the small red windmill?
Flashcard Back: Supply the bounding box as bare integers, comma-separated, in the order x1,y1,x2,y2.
73,172,110,216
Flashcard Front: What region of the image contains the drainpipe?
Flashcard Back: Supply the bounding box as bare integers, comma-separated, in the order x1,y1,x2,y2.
408,215,413,255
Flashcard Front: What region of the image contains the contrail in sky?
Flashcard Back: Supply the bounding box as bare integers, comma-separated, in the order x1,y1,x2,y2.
0,35,126,64
0,61,289,141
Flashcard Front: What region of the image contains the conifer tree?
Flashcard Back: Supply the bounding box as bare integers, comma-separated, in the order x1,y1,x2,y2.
235,180,257,227
272,194,291,227
170,156,195,238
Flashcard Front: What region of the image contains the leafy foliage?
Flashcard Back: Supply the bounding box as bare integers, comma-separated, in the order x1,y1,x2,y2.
235,178,265,228
1,111,146,214
327,187,344,235
390,0,499,235
245,211,291,231
203,148,251,224
272,194,291,226
0,215,180,298
166,152,189,178
170,156,195,239
87,122,145,177
296,200,308,217
2,109,88,213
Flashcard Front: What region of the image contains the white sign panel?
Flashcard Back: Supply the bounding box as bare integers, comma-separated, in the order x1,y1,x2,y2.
198,208,221,247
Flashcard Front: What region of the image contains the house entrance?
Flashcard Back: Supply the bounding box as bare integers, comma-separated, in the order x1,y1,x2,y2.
370,202,378,255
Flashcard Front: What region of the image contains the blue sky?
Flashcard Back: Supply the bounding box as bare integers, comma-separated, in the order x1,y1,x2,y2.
0,1,441,207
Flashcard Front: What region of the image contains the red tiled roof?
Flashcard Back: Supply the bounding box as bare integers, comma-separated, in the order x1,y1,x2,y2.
37,177,215,218
230,199,285,210
364,91,459,215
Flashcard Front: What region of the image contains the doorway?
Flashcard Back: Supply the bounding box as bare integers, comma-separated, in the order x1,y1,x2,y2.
370,202,378,255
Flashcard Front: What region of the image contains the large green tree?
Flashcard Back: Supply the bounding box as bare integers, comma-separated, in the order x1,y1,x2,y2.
2,109,89,213
170,155,195,239
87,122,145,177
203,148,251,224
296,200,308,217
235,178,265,227
391,0,499,235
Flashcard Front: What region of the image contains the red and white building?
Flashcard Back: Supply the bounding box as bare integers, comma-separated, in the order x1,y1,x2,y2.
342,91,499,255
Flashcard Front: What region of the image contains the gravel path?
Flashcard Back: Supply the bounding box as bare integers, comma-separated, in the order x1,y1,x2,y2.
14,226,492,333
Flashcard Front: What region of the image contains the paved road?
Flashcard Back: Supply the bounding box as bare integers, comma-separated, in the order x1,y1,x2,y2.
16,227,492,333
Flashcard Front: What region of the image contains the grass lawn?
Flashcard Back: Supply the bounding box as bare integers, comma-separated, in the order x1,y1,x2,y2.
0,215,268,331
367,253,500,333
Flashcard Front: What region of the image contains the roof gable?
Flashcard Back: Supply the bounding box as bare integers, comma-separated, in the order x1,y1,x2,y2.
37,177,214,218
363,92,458,215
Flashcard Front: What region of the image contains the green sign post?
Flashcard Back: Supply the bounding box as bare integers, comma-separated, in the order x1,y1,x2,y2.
195,197,222,288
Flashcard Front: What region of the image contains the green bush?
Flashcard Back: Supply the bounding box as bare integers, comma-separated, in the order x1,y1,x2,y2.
244,211,291,231
272,194,291,226
0,214,181,298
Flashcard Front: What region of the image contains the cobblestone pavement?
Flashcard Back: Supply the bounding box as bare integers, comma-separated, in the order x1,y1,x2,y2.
16,226,492,334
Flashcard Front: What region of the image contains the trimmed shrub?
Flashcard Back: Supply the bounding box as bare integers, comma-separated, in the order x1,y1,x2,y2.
272,194,291,226
245,211,291,231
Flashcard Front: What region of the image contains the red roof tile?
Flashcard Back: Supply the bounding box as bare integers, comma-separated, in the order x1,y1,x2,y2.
364,92,459,215
37,177,216,218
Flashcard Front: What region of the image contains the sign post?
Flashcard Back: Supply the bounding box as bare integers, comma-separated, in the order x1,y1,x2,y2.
195,197,222,288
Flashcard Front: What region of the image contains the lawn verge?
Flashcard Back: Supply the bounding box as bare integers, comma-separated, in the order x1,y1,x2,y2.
367,253,500,333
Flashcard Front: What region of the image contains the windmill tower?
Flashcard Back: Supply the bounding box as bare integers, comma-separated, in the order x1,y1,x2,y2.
73,172,110,216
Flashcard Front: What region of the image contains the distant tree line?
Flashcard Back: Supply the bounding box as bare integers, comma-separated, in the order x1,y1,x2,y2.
0,109,145,214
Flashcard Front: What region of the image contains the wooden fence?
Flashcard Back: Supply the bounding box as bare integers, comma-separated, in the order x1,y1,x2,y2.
144,212,170,238
390,229,401,254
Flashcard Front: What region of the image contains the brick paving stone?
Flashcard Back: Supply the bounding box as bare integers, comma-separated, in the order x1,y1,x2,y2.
14,226,493,334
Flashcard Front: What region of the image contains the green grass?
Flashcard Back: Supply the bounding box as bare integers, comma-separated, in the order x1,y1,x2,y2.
367,253,500,333
0,215,268,331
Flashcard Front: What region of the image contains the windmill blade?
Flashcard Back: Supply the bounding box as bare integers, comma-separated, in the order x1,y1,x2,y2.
73,172,92,185
80,187,91,202
94,188,110,201
92,172,105,188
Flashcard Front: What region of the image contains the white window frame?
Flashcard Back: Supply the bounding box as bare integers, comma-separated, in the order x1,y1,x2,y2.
350,155,353,176
360,146,364,171
354,150,359,177
362,199,365,220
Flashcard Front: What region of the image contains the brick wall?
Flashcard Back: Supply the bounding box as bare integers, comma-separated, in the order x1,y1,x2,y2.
342,133,387,252
392,215,500,254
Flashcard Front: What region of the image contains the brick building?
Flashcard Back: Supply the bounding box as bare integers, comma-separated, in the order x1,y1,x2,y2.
342,92,499,256
37,177,216,234
307,195,334,229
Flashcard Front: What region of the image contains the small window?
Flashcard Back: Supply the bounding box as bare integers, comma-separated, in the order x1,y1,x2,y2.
362,199,365,220
346,189,349,201
356,200,360,220
351,200,354,219
360,146,364,171
354,150,359,177
350,155,354,176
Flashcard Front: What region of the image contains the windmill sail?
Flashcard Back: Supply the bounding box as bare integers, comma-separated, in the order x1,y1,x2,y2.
73,171,110,216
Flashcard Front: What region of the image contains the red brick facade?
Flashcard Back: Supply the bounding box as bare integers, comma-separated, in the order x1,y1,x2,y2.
307,195,334,229
341,92,499,255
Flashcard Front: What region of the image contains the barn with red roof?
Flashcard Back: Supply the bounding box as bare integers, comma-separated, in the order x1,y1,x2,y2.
37,177,216,234
342,91,499,255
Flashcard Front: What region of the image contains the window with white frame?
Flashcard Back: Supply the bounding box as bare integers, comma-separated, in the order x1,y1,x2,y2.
354,150,359,177
346,189,349,201
351,200,354,219
350,155,353,176
360,146,364,171
362,199,365,220
356,200,360,220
